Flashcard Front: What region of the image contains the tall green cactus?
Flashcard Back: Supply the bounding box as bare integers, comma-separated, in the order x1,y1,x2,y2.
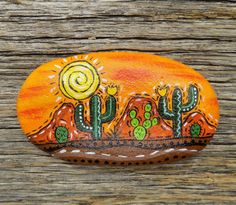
158,85,198,138
75,93,116,140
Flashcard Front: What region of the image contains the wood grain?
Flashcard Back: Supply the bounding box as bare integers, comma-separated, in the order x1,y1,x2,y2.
0,0,235,204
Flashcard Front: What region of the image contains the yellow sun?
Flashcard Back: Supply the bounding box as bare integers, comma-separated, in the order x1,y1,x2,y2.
59,61,100,100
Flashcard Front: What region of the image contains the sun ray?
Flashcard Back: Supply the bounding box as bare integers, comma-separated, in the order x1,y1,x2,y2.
56,96,62,102
63,58,68,63
84,55,88,60
50,87,56,93
48,75,55,79
93,58,98,64
102,78,108,83
54,64,61,69
98,66,104,72
99,85,106,92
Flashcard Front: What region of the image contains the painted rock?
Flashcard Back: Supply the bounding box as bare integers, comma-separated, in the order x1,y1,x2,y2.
17,52,219,165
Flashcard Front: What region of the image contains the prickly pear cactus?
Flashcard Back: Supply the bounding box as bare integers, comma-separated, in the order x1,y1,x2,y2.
55,126,68,143
130,103,159,140
190,123,201,138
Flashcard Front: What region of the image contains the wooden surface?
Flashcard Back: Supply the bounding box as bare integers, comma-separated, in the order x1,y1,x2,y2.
0,0,236,204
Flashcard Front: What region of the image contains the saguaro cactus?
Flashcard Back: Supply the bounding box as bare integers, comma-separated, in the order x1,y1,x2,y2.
75,86,117,140
157,85,198,138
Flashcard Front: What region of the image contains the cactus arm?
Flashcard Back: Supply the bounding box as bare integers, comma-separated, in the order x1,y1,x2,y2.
101,95,116,123
75,104,93,132
158,96,174,119
90,95,102,140
182,85,198,112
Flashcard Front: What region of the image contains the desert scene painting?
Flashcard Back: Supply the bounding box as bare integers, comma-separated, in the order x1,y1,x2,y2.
17,52,219,165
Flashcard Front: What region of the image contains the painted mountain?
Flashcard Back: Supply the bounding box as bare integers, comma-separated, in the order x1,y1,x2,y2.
182,112,216,137
115,97,173,140
29,103,91,144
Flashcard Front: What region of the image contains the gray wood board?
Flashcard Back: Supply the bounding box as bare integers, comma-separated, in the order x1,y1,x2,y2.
0,0,235,204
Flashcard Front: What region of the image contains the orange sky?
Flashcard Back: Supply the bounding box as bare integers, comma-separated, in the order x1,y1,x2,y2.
17,52,219,135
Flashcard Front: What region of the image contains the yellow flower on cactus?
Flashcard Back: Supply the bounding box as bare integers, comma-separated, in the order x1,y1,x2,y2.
106,85,118,96
156,86,168,96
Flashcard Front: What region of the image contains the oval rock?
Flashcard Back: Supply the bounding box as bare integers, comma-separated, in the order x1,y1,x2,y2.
17,52,219,165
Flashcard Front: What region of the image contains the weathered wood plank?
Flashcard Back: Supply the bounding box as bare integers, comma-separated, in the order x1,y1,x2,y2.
0,0,235,204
